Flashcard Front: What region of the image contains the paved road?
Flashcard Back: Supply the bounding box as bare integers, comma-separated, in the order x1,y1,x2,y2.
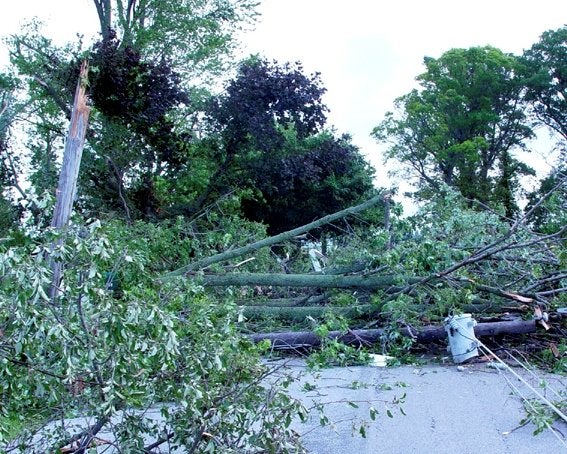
6,360,566,453
286,359,567,453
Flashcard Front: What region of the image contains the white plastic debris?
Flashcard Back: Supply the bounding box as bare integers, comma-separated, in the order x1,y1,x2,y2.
368,354,395,367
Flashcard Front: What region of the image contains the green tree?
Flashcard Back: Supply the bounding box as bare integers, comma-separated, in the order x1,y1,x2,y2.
521,26,567,141
195,57,377,234
520,27,567,232
6,1,259,221
241,131,377,235
92,0,259,78
190,57,328,217
373,46,534,212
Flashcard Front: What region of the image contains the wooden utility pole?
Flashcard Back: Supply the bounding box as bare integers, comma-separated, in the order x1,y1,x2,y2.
50,60,90,300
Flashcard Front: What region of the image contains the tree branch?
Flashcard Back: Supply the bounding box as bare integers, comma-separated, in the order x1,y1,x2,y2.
161,193,387,280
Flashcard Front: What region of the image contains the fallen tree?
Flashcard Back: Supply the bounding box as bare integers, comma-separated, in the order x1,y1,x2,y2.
202,272,421,289
199,272,537,305
250,319,541,349
241,304,382,321
162,192,388,280
239,300,527,321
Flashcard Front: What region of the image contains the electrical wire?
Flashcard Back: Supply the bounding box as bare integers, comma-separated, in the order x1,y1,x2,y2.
447,318,567,449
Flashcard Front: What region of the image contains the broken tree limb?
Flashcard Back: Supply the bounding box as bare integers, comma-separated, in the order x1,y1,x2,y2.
161,192,387,280
198,273,536,305
239,300,526,321
49,60,90,301
241,304,382,321
200,272,422,289
250,319,539,349
51,60,90,231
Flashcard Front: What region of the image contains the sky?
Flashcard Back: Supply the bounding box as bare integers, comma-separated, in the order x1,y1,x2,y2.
1,0,566,192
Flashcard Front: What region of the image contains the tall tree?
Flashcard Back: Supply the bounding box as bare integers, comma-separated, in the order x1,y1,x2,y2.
373,46,534,210
186,57,328,214
521,26,567,141
183,57,377,233
92,0,258,78
7,1,259,220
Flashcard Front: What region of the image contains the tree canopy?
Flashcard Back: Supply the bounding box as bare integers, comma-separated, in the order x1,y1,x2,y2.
521,25,567,141
372,46,535,215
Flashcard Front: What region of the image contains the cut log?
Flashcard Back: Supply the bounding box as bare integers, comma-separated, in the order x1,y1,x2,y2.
250,319,539,349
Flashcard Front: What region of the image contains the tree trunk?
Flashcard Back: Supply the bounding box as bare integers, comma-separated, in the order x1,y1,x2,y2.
238,300,525,320
49,60,90,301
249,319,539,349
200,272,421,289
93,0,112,42
241,304,382,321
51,61,90,230
161,193,387,280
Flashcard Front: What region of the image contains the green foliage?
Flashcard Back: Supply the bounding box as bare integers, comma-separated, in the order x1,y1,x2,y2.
5,2,259,222
373,46,534,210
0,219,305,452
521,25,567,140
307,339,371,370
241,131,377,235
307,314,371,369
95,0,259,79
520,389,567,436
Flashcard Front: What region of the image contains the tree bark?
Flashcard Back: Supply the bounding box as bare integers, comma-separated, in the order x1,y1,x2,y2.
161,193,387,280
49,61,90,301
51,61,90,230
241,304,382,321
238,300,525,320
93,0,112,42
200,272,421,289
250,319,539,349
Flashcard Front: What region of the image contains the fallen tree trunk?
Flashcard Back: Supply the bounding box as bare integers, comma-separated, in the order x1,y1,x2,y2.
161,193,387,280
201,272,421,289
240,301,525,321
196,272,535,306
250,319,539,349
241,304,381,321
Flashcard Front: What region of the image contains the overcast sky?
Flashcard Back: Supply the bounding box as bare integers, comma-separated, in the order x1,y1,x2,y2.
1,0,566,189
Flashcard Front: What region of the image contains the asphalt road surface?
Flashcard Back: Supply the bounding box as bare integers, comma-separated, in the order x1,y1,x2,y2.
287,359,567,454
6,359,566,453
